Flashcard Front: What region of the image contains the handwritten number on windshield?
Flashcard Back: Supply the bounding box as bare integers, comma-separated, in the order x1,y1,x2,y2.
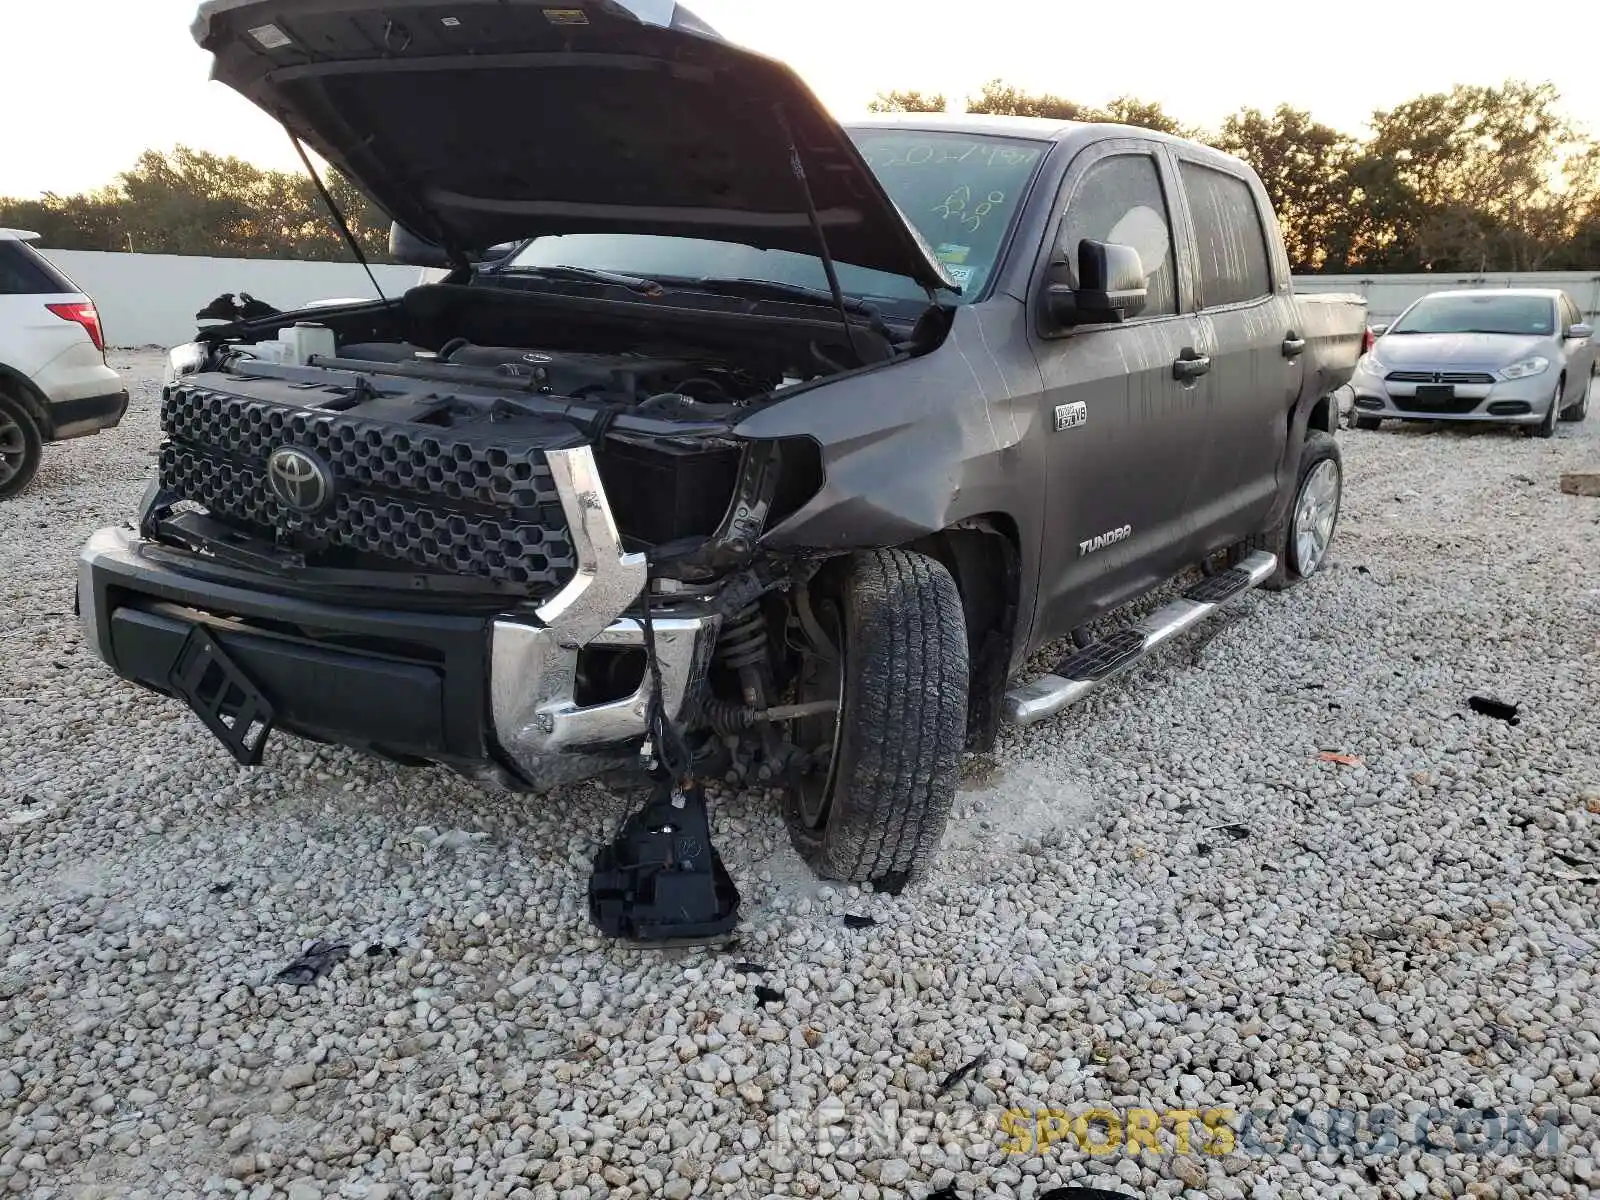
934,188,1006,232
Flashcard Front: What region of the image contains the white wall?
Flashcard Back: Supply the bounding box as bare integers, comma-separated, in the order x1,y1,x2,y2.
1291,271,1600,327
28,249,1600,347
35,250,425,348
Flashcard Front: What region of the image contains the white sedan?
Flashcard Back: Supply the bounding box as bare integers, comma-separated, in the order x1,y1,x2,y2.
1347,288,1594,438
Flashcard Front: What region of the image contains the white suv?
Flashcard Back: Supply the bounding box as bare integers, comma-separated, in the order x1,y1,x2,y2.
0,230,129,498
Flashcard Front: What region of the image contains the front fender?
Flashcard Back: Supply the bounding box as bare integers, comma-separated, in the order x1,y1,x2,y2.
734,301,1044,554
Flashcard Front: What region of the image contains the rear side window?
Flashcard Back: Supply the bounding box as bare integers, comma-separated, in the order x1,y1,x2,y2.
1180,162,1272,308
1058,153,1178,317
0,241,74,295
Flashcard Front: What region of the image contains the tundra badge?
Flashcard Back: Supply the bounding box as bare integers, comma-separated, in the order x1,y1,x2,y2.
1054,401,1087,432
1079,524,1133,557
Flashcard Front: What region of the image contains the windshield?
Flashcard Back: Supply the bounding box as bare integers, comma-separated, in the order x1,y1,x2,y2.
498,130,1047,306
1390,294,1556,337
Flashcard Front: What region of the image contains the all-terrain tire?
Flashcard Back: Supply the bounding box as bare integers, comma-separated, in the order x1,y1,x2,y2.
786,549,968,890
1352,415,1382,431
0,391,43,501
1227,429,1343,592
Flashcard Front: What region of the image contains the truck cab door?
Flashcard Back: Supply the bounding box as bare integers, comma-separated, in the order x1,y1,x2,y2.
1166,150,1298,553
1026,140,1208,643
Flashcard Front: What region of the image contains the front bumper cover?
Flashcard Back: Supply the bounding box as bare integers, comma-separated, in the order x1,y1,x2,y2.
78,445,720,789
1349,369,1557,424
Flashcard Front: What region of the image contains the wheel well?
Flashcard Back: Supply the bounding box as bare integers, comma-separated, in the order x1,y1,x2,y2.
0,364,54,439
904,515,1020,753
1308,394,1333,435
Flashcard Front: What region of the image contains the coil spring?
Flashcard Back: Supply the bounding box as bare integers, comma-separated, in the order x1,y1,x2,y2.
716,603,769,672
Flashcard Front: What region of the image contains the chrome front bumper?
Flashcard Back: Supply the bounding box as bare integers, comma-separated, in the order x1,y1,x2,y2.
488,446,720,775
77,445,720,789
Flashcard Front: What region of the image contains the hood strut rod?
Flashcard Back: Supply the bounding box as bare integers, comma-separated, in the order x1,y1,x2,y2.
774,105,863,363
289,130,388,305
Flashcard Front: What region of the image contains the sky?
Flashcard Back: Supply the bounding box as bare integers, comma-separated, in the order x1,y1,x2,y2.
4,0,1598,198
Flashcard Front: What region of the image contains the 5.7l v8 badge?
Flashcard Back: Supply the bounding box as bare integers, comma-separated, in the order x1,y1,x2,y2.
1054,401,1087,431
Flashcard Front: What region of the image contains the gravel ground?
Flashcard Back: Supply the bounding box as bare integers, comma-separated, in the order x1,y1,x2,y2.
2,349,1599,1200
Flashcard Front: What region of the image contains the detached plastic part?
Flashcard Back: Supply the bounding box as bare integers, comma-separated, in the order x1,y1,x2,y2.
588,778,740,943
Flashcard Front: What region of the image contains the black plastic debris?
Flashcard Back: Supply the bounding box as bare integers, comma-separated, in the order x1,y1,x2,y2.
1217,823,1251,842
1468,696,1521,725
731,961,768,975
208,882,232,895
753,985,784,1006
276,940,350,986
1196,844,1213,856
842,914,876,930
1554,852,1593,868
364,944,397,959
1039,1189,1139,1200
588,778,740,943
935,1053,986,1097
1355,565,1372,575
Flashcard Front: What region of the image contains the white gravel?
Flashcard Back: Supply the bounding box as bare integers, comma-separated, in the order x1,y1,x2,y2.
2,349,1599,1200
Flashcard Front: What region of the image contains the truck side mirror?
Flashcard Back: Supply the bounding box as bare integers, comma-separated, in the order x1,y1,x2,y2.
1046,239,1148,326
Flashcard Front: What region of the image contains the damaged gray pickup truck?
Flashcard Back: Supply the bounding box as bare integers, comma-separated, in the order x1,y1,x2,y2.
78,0,1366,904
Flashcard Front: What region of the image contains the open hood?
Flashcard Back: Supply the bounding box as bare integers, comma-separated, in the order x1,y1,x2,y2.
193,0,955,290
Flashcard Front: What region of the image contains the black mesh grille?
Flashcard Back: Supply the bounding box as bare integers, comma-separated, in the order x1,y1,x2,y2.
158,384,576,593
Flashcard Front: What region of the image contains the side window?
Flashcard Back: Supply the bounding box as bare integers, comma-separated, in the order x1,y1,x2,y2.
1058,153,1177,318
0,243,69,295
1180,162,1272,309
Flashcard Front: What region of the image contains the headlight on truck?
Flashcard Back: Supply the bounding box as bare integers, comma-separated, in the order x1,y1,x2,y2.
1499,356,1550,381
166,342,207,384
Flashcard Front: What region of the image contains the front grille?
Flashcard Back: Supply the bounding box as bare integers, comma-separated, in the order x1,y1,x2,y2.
1385,370,1496,385
158,384,576,594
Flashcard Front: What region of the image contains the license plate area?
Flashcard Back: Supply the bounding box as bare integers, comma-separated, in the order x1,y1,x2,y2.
167,626,276,765
1413,384,1457,402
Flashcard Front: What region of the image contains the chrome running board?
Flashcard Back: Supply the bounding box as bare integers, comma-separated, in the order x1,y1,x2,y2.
1003,551,1278,727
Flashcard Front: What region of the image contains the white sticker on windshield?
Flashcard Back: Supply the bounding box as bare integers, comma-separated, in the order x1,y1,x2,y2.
248,23,293,49
609,0,679,25
945,265,975,287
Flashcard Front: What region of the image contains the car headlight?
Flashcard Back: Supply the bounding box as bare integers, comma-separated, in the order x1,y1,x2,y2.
165,342,207,384
1356,352,1384,375
1499,356,1550,381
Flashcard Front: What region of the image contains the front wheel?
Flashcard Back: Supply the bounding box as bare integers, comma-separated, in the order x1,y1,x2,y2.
1561,381,1589,422
785,549,969,890
0,392,43,501
1529,379,1563,438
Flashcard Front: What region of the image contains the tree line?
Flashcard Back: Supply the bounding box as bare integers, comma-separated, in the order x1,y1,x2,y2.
871,79,1600,274
5,79,1598,274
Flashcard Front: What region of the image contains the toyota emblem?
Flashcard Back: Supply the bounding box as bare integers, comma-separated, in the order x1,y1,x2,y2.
265,446,334,514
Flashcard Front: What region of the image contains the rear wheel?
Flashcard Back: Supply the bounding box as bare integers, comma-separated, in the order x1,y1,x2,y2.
0,392,43,501
785,549,968,890
1226,430,1343,592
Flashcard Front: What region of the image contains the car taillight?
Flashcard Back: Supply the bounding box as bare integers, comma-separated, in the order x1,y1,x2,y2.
1361,327,1375,354
46,302,105,353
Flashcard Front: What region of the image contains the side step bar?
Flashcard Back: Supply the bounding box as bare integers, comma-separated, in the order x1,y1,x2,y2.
1003,551,1278,727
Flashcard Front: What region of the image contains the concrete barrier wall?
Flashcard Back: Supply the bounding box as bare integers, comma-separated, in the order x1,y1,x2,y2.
30,249,1600,347
35,250,426,348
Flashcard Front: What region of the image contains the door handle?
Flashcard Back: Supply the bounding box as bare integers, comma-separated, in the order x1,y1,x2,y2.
1172,348,1211,381
1282,332,1307,357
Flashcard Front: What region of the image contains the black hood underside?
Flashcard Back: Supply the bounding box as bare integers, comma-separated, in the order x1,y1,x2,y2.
193,0,954,290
